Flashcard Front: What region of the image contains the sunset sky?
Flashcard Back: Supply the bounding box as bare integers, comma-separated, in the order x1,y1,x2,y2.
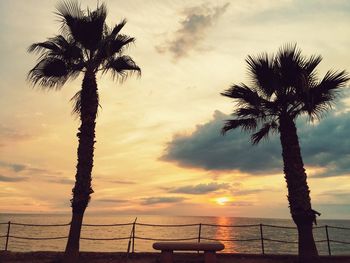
1,0,350,219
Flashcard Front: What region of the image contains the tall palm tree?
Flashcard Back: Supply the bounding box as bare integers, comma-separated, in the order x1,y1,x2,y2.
27,1,140,262
221,44,348,263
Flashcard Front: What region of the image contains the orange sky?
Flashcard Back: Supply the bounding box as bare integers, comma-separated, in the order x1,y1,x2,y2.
0,0,350,219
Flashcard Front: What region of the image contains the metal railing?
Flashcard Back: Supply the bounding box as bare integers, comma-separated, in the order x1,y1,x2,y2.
1,221,349,255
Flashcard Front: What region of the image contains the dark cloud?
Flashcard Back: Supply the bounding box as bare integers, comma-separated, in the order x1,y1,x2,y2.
168,182,229,195
47,177,74,185
0,161,26,172
95,198,129,203
0,174,28,182
141,196,186,205
227,201,254,207
231,188,268,196
109,179,137,185
156,3,229,59
161,110,350,178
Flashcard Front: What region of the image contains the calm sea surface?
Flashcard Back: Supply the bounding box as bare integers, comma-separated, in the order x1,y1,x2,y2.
0,214,349,255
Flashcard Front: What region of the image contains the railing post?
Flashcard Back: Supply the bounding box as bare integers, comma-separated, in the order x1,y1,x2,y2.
132,221,135,253
198,223,202,243
259,224,265,255
5,221,11,251
325,225,331,256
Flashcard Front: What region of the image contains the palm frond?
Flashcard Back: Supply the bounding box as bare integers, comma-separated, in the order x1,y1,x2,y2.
251,121,278,144
221,84,272,110
234,107,265,119
246,53,277,98
110,19,127,37
304,70,349,119
104,55,141,82
27,57,70,89
221,118,257,135
304,54,322,75
56,1,107,51
276,43,306,90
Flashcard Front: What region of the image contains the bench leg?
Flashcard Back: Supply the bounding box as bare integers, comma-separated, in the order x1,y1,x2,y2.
160,250,173,263
204,251,216,263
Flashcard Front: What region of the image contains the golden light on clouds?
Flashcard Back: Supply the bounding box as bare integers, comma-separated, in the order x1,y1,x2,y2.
215,197,230,206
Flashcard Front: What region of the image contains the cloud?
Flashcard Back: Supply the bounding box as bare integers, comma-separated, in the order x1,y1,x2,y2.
156,3,230,59
141,196,186,205
161,110,350,177
227,201,254,207
47,177,74,185
0,125,32,143
231,188,268,196
168,182,229,195
0,161,26,172
109,179,137,185
0,174,28,182
95,198,129,203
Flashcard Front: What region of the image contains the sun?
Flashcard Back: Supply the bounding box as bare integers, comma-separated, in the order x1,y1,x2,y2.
216,197,230,206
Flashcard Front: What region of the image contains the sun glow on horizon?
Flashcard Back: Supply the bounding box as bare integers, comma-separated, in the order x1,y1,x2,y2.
216,197,230,206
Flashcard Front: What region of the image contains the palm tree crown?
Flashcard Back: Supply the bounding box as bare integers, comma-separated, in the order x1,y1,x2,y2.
28,1,140,109
221,44,348,142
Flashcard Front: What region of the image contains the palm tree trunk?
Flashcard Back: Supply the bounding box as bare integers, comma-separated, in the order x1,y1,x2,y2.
64,70,98,263
279,115,319,263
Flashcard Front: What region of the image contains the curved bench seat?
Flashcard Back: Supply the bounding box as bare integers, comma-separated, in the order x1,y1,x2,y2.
153,241,224,251
153,242,225,263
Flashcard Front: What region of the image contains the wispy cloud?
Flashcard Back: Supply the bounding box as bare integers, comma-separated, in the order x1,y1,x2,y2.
168,182,229,195
141,196,186,205
0,174,28,182
0,161,27,172
109,179,137,185
156,2,230,59
95,198,129,203
0,125,32,143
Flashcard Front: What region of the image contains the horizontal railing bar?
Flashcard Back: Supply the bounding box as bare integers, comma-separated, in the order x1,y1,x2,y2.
314,240,327,243
136,223,198,227
262,224,296,229
9,235,67,240
81,237,130,241
330,240,350,245
135,236,197,241
10,222,70,227
202,223,260,228
264,238,298,244
202,237,261,242
328,226,350,230
82,223,133,227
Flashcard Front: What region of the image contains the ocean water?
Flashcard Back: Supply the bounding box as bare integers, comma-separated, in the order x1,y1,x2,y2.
0,214,349,255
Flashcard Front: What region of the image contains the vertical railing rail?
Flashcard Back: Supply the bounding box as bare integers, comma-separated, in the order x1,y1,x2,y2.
5,221,11,251
132,219,136,253
198,223,202,243
325,225,331,256
259,224,265,255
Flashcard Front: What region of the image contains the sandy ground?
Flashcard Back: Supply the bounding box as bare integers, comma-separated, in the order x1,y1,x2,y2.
1,252,349,263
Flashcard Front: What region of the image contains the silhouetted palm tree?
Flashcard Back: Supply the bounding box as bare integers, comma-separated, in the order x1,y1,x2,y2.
28,1,140,262
221,44,348,263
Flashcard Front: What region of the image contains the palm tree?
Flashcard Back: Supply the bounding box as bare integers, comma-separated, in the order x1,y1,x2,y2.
221,44,348,263
27,1,140,262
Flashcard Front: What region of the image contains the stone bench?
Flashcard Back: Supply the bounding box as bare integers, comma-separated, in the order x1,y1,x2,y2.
153,241,225,263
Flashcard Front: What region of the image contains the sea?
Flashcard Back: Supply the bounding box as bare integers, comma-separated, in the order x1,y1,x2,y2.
0,214,349,255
